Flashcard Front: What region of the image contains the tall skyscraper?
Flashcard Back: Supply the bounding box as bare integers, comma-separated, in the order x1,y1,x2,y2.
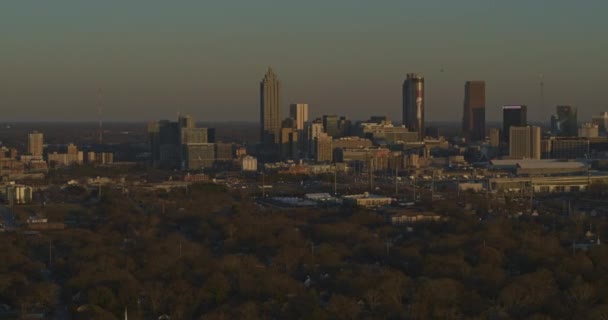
260,67,282,147
402,74,425,141
489,128,500,147
502,105,527,142
323,115,340,137
306,121,325,158
289,103,309,131
179,115,195,129
509,126,541,160
462,81,486,141
552,105,578,137
28,131,44,157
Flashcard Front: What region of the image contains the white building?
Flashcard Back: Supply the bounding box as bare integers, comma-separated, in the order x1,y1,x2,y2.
5,183,33,205
289,103,309,131
241,156,258,172
342,193,392,208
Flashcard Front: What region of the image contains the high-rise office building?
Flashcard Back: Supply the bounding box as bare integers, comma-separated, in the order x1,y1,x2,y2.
402,74,425,141
182,143,215,170
462,81,486,141
502,105,527,142
509,126,541,160
28,131,44,157
547,138,589,159
178,115,195,129
306,121,325,157
280,127,299,160
592,112,608,136
323,115,340,137
337,117,352,137
181,127,215,144
489,128,500,147
260,67,282,147
314,133,333,162
289,103,309,131
149,116,215,169
579,123,599,138
552,105,578,137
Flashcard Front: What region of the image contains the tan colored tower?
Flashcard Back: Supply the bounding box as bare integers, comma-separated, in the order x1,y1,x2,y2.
260,67,281,147
489,128,500,147
509,126,541,160
289,103,309,130
28,131,44,157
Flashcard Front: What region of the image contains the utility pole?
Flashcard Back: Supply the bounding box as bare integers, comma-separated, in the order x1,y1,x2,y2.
98,88,103,144
530,180,534,212
333,165,337,196
431,169,435,201
49,240,53,268
262,172,266,198
412,169,417,202
179,240,183,259
368,156,373,192
588,161,591,187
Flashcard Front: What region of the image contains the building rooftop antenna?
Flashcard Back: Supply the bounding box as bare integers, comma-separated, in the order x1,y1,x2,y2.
97,88,103,144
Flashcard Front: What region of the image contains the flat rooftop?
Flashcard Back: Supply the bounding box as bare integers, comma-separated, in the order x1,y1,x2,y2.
490,159,585,169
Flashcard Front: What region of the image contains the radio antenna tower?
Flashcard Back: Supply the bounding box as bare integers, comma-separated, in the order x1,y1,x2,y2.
539,73,545,113
97,88,103,144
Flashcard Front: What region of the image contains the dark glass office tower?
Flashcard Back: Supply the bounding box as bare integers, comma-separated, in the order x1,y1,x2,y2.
502,105,527,142
553,105,578,137
402,74,425,141
462,81,486,141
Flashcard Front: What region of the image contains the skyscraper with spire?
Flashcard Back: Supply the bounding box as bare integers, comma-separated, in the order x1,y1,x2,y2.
260,67,282,149
402,74,425,141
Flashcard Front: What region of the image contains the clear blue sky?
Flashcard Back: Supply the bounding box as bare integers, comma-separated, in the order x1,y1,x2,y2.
1,0,606,122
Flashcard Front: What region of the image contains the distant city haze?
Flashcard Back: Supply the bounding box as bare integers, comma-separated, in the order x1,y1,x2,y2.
2,1,607,122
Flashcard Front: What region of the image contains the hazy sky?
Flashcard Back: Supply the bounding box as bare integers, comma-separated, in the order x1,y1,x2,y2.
1,1,607,122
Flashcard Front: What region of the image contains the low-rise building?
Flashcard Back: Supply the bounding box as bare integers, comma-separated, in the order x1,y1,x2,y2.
459,183,484,192
385,210,445,225
489,173,608,193
342,193,392,208
241,156,258,172
490,159,587,176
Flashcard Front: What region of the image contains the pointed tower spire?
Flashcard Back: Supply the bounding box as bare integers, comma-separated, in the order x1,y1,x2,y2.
266,66,276,78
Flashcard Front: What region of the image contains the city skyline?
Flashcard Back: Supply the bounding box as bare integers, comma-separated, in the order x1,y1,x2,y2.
1,1,607,122
4,3,608,320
